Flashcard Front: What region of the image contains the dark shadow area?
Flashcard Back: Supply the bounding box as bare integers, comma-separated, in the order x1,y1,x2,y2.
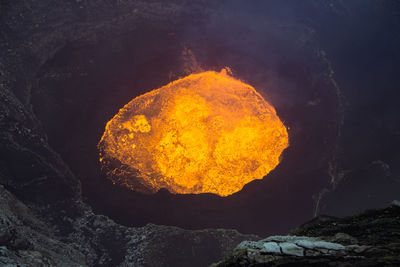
303,0,400,216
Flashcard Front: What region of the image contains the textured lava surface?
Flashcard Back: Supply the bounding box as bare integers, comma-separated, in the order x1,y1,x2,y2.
99,70,288,196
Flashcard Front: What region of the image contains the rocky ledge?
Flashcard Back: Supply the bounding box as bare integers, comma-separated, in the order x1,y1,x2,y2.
212,202,400,266
0,184,258,266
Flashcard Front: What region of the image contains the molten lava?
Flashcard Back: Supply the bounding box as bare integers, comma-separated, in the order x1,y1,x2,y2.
99,70,289,196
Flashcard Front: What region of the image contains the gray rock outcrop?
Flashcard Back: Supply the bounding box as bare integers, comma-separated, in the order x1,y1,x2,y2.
213,204,400,266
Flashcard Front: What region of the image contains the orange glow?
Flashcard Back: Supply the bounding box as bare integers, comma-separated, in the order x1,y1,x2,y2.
98,70,289,196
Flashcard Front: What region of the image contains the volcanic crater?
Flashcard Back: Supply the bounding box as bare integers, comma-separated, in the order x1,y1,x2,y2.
31,15,341,236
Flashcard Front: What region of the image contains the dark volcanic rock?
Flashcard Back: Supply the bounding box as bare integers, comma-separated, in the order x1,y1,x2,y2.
0,185,86,266
0,183,257,266
212,204,400,266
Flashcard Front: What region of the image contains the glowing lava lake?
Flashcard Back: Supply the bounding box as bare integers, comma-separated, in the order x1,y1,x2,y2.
98,70,289,196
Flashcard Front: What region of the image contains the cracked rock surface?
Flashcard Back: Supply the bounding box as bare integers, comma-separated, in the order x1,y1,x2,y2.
234,235,368,258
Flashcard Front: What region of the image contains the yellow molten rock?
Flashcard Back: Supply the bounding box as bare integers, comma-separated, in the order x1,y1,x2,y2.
98,70,289,196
